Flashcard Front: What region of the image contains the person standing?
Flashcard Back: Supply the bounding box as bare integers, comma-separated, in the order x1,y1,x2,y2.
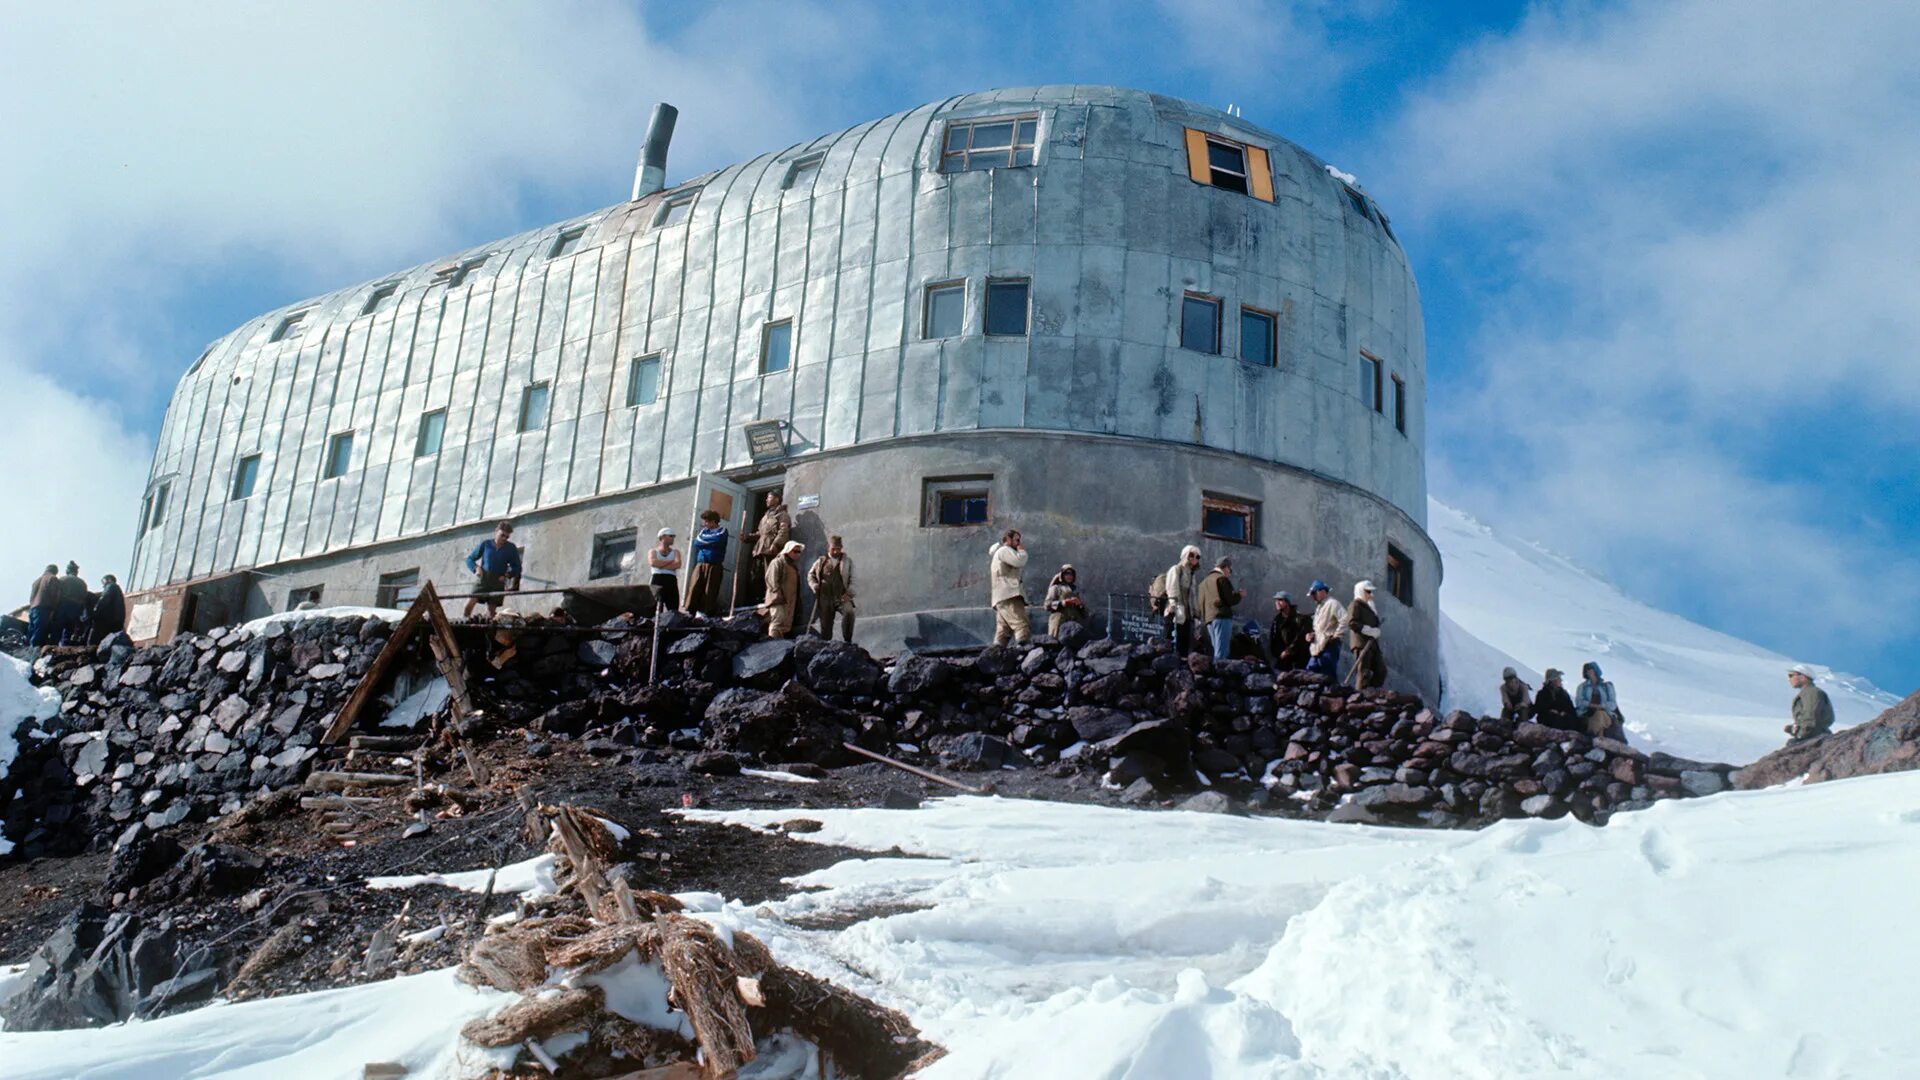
89,574,127,644
1784,664,1836,744
1345,580,1386,689
760,540,803,638
1043,564,1086,638
1575,662,1624,741
807,535,857,642
1161,545,1203,654
647,528,682,613
987,529,1031,646
742,491,790,603
1267,591,1310,670
55,562,89,645
463,521,523,618
1534,669,1579,730
687,510,730,615
1499,667,1533,723
1305,580,1345,681
1196,556,1242,660
27,564,59,646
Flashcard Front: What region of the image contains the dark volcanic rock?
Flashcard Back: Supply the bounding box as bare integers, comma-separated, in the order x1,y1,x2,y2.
803,642,883,696
702,683,851,765
887,652,953,695
731,639,796,688
939,732,1014,771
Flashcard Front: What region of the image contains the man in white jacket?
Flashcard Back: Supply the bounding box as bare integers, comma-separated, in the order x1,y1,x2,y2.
1162,545,1202,654
988,529,1031,646
1305,579,1346,681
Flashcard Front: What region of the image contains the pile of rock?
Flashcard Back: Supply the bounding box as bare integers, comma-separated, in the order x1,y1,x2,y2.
1733,689,1920,790
2,616,391,857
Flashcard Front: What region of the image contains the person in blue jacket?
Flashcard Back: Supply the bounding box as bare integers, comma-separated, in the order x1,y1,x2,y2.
687,509,731,615
463,521,523,618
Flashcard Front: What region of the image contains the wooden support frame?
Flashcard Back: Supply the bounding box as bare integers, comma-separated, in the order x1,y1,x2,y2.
322,581,476,747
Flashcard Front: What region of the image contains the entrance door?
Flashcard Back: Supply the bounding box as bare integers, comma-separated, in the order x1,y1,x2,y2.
691,472,750,614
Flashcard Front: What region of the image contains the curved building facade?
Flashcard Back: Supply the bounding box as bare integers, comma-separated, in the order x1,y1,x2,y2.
128,85,1441,696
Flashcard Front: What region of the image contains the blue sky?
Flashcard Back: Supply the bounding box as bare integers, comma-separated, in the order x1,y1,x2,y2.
3,0,1915,695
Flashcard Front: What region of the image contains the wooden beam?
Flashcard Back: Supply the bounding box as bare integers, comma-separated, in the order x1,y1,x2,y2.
321,591,433,745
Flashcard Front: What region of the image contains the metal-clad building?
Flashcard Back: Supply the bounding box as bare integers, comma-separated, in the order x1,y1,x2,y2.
128,85,1442,695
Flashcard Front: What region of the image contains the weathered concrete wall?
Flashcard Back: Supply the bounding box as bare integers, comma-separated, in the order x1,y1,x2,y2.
130,85,1427,606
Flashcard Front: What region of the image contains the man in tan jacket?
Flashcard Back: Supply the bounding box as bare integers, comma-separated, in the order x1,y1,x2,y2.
987,529,1030,646
806,535,856,642
742,490,791,602
1305,579,1345,681
1161,545,1203,654
760,540,803,638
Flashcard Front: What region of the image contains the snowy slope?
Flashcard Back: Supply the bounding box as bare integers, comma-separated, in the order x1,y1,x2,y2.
1430,498,1897,763
1,654,63,856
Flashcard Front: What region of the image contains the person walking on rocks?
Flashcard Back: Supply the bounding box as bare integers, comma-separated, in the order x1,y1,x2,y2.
1044,564,1086,638
1267,591,1310,670
463,521,523,618
807,536,857,642
742,491,790,603
1305,580,1344,680
1345,580,1386,689
1162,545,1203,654
1576,661,1624,741
1198,556,1243,661
647,528,683,613
1534,668,1579,730
55,562,89,645
687,510,730,616
988,529,1031,646
89,574,126,645
1784,664,1835,744
27,564,59,646
761,540,803,638
1499,667,1533,723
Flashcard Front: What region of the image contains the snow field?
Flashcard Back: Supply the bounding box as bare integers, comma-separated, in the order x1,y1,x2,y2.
1,653,64,856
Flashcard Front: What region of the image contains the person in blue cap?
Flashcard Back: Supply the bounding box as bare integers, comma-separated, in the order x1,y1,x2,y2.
1305,579,1345,679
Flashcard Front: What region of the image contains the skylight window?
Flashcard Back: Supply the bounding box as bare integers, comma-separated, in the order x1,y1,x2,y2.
549,227,586,259
654,190,699,227
783,153,825,190
939,116,1038,173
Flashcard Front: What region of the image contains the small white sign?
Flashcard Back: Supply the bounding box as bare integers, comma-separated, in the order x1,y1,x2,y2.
128,600,163,641
795,494,820,510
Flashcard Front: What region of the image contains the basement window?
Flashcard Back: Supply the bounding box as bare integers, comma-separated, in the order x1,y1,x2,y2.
627,355,662,406
984,278,1029,336
760,320,793,374
1201,494,1259,545
518,382,551,432
548,227,586,259
1183,130,1274,202
923,476,992,527
1181,294,1221,354
415,409,446,458
270,311,309,343
940,115,1039,173
230,454,261,501
1240,307,1277,367
1387,544,1415,607
285,586,323,610
376,569,420,608
924,281,965,339
591,531,637,580
654,190,699,227
361,282,399,315
783,153,825,190
323,431,354,480
1360,351,1384,413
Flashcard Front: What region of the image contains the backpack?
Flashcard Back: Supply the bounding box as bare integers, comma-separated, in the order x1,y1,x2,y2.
1147,571,1169,614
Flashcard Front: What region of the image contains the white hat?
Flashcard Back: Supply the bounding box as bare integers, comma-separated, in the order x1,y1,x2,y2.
1353,579,1376,600
1788,663,1817,680
781,540,805,556
657,527,676,538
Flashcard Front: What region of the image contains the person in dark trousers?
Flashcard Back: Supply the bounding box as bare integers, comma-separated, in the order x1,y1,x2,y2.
1534,668,1579,730
1576,661,1624,741
1306,580,1345,680
647,528,682,613
55,562,89,645
687,510,730,615
742,490,790,604
1784,664,1836,744
1267,591,1310,670
463,521,523,618
1499,667,1533,723
1345,580,1386,689
88,574,126,645
807,535,857,641
28,564,59,646
1198,556,1243,661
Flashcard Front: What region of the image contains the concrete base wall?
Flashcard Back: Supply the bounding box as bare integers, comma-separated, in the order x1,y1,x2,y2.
210,430,1442,699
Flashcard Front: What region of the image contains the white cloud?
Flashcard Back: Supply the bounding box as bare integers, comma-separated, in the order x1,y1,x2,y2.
1397,0,1920,681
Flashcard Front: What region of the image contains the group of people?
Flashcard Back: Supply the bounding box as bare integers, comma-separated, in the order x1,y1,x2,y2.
1497,663,1626,740
25,562,126,647
635,491,857,643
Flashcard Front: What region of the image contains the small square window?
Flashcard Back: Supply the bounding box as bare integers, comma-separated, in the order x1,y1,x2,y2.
761,320,793,374
939,115,1039,173
1205,139,1249,194
1343,185,1374,222
323,431,354,480
230,453,261,500
591,531,638,580
924,281,965,338
1360,352,1384,413
518,382,551,432
1387,544,1415,607
923,476,993,527
270,311,308,343
783,154,824,190
549,227,586,259
628,355,662,406
655,191,698,226
1202,494,1258,545
1392,374,1407,434
145,482,170,531
1181,294,1221,354
1239,308,1276,367
361,283,399,316
376,569,420,608
415,409,446,457
286,585,323,610
984,279,1029,336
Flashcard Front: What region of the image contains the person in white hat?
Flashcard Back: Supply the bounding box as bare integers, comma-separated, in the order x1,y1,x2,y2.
1784,664,1835,744
1345,579,1386,688
647,527,682,613
761,539,805,638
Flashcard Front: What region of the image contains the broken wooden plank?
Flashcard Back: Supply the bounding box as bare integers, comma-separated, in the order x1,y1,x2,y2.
299,794,386,809
307,770,412,791
839,741,985,794
322,591,434,745
349,734,425,752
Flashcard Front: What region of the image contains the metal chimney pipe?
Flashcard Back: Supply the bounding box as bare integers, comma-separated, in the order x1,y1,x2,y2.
631,103,679,201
